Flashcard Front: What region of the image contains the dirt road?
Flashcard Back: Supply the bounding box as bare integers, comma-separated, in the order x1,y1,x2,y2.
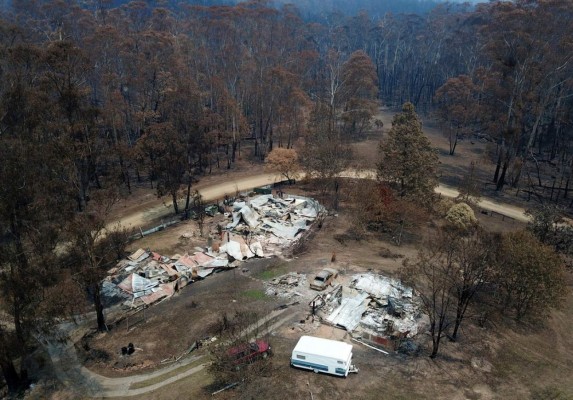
340,169,530,222
110,171,529,232
434,185,529,222
45,331,207,398
109,173,281,230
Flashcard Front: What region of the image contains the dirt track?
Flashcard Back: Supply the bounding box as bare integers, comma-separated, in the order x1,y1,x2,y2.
109,173,281,230
110,171,530,232
435,184,529,222
44,306,295,397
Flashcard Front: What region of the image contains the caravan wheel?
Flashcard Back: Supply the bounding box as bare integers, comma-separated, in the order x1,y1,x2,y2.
313,368,318,374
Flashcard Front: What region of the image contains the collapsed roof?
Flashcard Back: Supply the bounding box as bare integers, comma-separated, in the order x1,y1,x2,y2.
107,248,217,308
105,194,324,308
317,273,428,341
225,194,323,244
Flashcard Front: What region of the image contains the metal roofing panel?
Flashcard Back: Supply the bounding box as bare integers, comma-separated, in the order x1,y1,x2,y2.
326,292,370,331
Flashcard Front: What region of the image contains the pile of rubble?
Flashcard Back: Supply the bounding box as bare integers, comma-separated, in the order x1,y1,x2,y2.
223,194,323,257
103,247,235,308
314,273,429,348
264,272,308,299
103,194,324,309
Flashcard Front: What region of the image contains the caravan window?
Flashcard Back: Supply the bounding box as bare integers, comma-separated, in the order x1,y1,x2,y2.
296,355,306,360
337,361,344,364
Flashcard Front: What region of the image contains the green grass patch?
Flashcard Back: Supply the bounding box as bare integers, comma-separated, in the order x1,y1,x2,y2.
256,264,288,280
129,357,207,390
241,289,267,300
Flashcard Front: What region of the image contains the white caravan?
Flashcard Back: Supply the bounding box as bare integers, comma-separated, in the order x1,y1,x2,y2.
291,336,358,377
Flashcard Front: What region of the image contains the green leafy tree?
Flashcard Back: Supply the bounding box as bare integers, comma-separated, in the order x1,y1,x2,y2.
526,204,563,245
377,102,439,206
495,231,567,321
445,203,477,231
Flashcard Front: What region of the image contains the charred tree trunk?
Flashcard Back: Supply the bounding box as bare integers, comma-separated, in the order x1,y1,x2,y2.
429,322,441,358
333,179,340,211
184,175,192,213
511,160,523,188
1,358,24,394
496,160,509,191
10,217,29,346
493,152,502,184
171,191,180,214
451,297,470,341
232,140,237,163
93,282,107,332
231,114,237,163
13,303,24,347
449,130,458,156
76,158,90,212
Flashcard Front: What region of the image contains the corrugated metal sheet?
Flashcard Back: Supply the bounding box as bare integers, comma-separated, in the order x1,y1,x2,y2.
326,292,370,331
118,273,158,296
128,248,149,262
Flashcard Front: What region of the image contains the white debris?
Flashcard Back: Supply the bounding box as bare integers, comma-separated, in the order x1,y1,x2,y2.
223,194,323,255
326,292,370,331
250,242,264,257
239,206,259,229
352,274,405,299
227,212,242,229
220,240,244,261
232,201,247,211
321,273,427,343
209,259,229,268
261,220,306,239
249,195,273,210
264,272,308,298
